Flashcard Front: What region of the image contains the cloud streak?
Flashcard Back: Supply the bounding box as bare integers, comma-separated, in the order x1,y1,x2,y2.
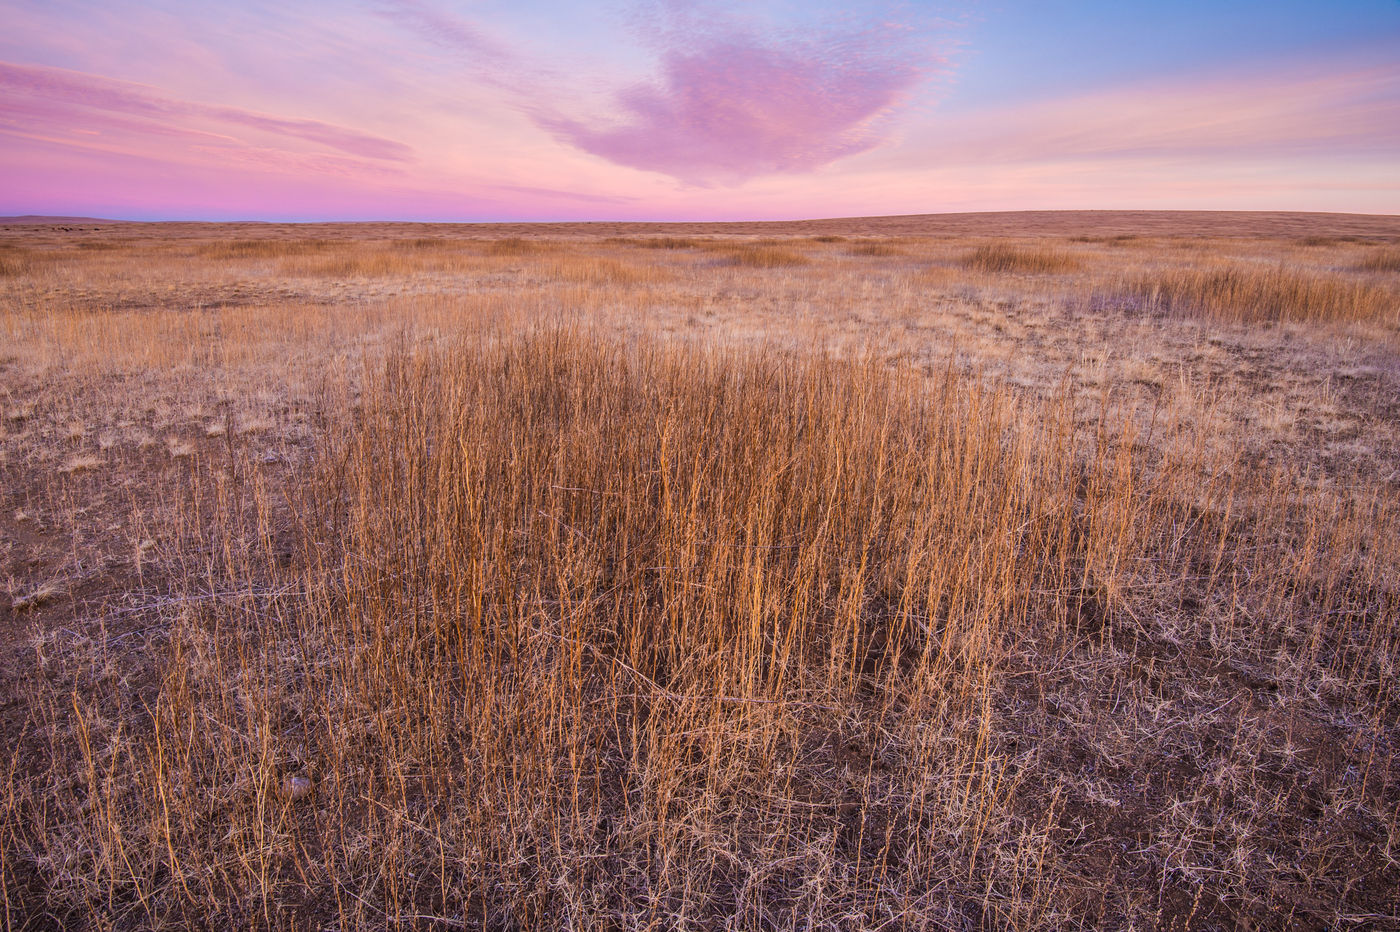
900,59,1400,167
374,0,509,67
0,61,414,163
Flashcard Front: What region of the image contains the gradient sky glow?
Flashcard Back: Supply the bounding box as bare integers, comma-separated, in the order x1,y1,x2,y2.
2,0,1398,220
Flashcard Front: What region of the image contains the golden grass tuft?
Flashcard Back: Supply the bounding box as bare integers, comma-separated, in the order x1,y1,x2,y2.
625,236,701,249
1298,234,1371,247
0,247,44,278
542,255,667,285
195,238,337,260
11,581,60,612
1126,264,1398,324
847,240,904,257
486,236,558,256
714,242,810,268
1069,234,1140,246
961,243,1081,273
1355,246,1400,273
3,331,1172,924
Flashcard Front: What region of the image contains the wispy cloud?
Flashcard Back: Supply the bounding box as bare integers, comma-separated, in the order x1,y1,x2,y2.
374,0,509,67
0,61,414,163
899,58,1400,167
539,7,946,184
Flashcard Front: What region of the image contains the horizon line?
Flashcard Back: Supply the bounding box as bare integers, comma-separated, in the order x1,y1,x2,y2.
6,207,1400,226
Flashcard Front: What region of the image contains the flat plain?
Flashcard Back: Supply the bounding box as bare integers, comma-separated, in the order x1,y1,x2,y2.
2,210,1399,930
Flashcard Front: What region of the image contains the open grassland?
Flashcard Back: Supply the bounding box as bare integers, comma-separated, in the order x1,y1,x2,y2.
2,212,1399,930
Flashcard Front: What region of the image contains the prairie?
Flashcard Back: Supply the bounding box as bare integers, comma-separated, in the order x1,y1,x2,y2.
1,211,1399,930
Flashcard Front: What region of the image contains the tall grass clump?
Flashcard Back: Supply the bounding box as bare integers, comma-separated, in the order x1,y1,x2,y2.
1126,263,1397,324
0,248,35,278
714,242,810,268
195,238,337,260
629,236,700,249
847,240,904,258
1355,246,1400,274
486,237,557,256
961,243,1080,274
5,331,1161,927
6,328,1397,928
541,255,665,286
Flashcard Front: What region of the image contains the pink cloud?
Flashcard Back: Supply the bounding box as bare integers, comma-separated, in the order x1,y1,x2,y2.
362,1,950,185
537,9,944,185
0,61,413,163
0,132,622,221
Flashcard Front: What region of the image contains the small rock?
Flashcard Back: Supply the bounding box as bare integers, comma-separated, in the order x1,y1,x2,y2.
283,774,313,802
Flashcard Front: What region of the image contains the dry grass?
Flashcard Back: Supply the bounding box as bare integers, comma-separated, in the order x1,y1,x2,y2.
848,240,905,257
1356,246,1400,273
1,219,1399,930
1123,264,1398,324
616,236,702,250
195,238,338,260
713,242,810,268
961,243,1081,274
0,248,42,278
1069,234,1140,246
486,236,558,256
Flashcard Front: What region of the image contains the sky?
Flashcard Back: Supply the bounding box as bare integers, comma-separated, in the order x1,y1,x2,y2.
1,0,1397,221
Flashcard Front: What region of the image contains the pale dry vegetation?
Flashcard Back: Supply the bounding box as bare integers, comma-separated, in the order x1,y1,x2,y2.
961,243,1081,274
2,215,1399,930
1123,264,1398,325
848,240,906,257
1357,247,1400,274
712,242,812,268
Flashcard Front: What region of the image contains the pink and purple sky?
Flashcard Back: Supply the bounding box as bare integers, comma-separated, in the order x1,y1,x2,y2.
2,0,1398,220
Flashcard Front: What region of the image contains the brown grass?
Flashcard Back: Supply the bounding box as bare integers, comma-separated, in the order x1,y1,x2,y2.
0,247,42,278
1,221,1398,930
486,236,558,256
714,242,810,268
1068,234,1140,246
847,240,905,257
1356,246,1400,273
1125,264,1398,324
618,236,702,249
195,238,338,260
961,243,1081,273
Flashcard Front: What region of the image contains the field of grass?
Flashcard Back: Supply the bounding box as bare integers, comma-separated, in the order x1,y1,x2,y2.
1,213,1399,929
